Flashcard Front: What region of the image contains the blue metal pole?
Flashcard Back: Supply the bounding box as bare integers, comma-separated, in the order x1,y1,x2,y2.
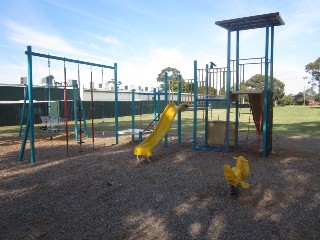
48,78,51,117
270,26,274,89
225,30,232,152
18,86,27,137
131,89,135,141
165,72,168,104
18,115,30,161
263,25,270,158
164,72,168,147
193,60,198,150
23,46,36,163
153,88,157,120
139,131,142,143
26,51,114,69
73,81,79,141
204,64,209,147
268,26,275,155
114,63,119,144
80,99,89,138
235,30,240,149
157,89,160,117
178,74,182,144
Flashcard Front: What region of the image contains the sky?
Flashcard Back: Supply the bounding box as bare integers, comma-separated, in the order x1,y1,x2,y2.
0,0,319,95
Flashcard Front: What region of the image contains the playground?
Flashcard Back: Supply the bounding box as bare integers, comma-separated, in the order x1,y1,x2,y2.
1,12,320,239
0,131,319,239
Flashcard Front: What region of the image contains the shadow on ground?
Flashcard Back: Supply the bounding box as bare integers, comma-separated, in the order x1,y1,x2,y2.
0,134,319,239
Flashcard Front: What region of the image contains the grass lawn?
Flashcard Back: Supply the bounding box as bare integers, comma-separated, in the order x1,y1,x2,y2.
273,105,320,137
0,105,319,137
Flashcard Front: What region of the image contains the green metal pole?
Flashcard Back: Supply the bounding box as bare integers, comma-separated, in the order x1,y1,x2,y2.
263,25,270,158
178,74,182,144
26,50,114,69
165,72,168,104
153,88,157,120
114,63,119,144
193,60,198,150
270,26,274,90
73,81,79,141
164,72,168,147
18,115,30,161
268,26,275,155
80,99,89,138
18,86,27,137
235,30,240,149
28,46,36,163
157,89,160,116
131,89,135,141
225,30,232,152
24,46,36,163
204,64,209,147
19,46,36,163
90,69,95,148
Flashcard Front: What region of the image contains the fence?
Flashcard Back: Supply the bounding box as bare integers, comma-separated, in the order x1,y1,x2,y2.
0,100,167,127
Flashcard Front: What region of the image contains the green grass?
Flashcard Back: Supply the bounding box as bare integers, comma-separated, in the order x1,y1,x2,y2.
0,106,319,137
273,105,320,137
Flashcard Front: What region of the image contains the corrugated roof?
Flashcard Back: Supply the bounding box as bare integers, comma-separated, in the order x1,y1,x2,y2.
215,12,285,31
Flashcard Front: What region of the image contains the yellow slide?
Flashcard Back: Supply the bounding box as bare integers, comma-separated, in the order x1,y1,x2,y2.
134,102,187,158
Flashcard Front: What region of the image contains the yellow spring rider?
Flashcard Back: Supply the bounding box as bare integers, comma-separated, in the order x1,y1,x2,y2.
223,156,250,196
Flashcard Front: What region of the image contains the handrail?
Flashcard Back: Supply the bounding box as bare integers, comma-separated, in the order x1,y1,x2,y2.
142,108,165,133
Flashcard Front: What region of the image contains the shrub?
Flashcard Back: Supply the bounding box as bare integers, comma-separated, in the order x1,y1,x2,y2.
278,95,294,106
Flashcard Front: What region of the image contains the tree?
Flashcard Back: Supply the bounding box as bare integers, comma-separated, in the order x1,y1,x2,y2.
182,82,194,93
293,92,307,105
292,91,316,105
157,67,183,91
305,57,320,92
198,86,217,96
305,86,316,98
278,95,293,106
244,74,285,103
315,93,320,102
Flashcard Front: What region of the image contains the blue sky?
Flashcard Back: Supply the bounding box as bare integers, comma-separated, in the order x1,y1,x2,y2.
0,0,319,94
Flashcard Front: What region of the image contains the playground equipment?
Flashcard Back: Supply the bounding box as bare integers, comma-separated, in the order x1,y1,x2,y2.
72,80,89,142
134,102,187,161
193,12,285,157
223,156,250,196
118,88,166,142
40,116,66,131
35,78,88,136
19,46,117,163
133,73,188,160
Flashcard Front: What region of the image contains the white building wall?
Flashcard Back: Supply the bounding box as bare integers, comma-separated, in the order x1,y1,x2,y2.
82,89,178,101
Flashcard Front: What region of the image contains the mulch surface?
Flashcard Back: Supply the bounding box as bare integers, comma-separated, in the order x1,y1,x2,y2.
0,132,319,239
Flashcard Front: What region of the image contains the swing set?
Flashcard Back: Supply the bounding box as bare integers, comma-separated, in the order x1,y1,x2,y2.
18,46,117,164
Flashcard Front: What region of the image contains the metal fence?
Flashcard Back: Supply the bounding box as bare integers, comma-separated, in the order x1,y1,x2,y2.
0,100,167,127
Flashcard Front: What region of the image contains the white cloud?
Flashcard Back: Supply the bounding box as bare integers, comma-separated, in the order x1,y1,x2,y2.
1,20,118,86
278,1,320,43
90,34,120,46
275,64,307,95
4,20,84,56
116,47,226,89
117,48,190,88
0,62,27,84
